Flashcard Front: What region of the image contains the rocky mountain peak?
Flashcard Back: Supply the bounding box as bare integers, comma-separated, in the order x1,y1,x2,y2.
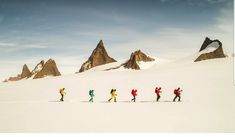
4,59,61,82
96,40,104,48
195,37,226,62
21,64,32,79
33,59,61,79
123,50,155,70
31,60,45,74
199,37,222,52
79,40,116,72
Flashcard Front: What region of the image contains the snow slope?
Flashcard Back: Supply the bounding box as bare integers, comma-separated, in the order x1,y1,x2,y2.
0,56,234,132
199,41,220,54
81,57,171,72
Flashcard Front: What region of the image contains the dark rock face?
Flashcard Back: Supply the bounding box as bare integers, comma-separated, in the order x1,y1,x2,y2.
20,64,32,79
79,40,116,72
33,59,61,79
195,37,226,62
199,37,223,52
123,50,155,70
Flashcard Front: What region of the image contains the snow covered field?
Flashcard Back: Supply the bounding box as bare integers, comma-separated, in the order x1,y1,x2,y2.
0,56,234,132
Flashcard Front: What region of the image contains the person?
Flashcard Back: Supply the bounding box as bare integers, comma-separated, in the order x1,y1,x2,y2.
59,88,66,101
89,90,95,102
173,87,182,102
108,89,117,102
131,89,137,102
155,87,162,102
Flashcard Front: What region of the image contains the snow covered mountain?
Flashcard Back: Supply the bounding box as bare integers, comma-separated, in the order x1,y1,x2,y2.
31,60,45,77
194,37,226,62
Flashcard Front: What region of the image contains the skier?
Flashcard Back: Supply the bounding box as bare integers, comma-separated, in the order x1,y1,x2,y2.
155,87,162,102
89,90,95,102
173,87,182,102
108,89,117,102
131,89,137,102
59,88,66,101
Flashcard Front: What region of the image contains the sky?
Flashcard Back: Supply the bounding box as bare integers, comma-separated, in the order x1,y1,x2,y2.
0,0,234,80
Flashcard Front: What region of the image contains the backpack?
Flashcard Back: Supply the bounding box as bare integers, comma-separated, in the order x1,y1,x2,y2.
155,88,158,93
174,90,177,95
60,89,65,95
89,90,93,95
131,91,134,96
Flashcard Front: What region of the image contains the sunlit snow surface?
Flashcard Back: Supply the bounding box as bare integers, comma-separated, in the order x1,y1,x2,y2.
0,55,234,132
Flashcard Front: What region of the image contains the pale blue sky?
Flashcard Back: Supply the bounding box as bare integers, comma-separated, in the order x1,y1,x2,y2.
0,0,233,80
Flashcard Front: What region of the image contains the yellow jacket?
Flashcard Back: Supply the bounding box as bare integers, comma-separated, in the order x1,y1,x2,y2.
111,91,117,98
60,89,66,95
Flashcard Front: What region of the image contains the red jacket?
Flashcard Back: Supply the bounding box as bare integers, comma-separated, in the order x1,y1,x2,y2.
155,88,161,94
131,89,137,96
174,89,181,96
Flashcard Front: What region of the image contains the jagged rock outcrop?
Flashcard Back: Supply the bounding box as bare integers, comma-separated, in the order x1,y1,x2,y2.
123,50,155,70
33,59,61,79
4,59,61,82
4,64,32,82
20,64,32,79
5,75,21,82
79,40,116,72
31,60,45,75
194,37,226,62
